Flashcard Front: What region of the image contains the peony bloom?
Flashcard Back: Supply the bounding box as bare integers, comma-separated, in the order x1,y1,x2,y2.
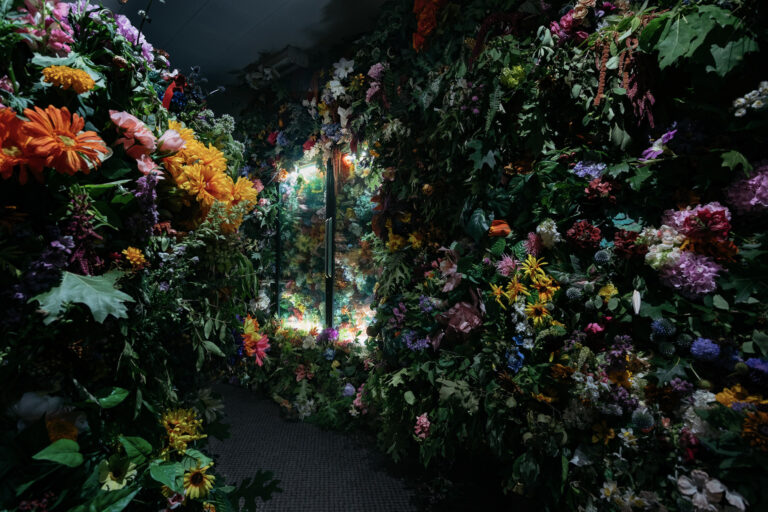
536,219,562,248
489,219,511,237
23,105,107,176
414,413,430,439
566,220,601,249
157,129,186,153
109,110,157,158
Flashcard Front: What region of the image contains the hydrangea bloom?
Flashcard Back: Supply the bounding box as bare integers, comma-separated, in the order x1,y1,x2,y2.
367,62,387,81
727,165,768,214
661,202,731,240
571,161,606,180
660,251,721,298
690,338,720,361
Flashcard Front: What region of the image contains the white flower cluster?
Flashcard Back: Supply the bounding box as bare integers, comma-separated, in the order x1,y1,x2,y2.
733,80,768,117
637,225,683,270
536,218,562,248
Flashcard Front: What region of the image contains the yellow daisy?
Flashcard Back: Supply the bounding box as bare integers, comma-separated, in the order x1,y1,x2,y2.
520,255,547,280
183,464,215,500
524,301,551,328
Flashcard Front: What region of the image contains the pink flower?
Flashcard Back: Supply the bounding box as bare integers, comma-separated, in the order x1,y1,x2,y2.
584,323,604,335
496,254,517,276
252,179,265,194
414,413,430,439
524,232,543,256
109,110,156,158
136,154,163,179
366,82,381,103
157,129,185,153
18,1,74,55
295,364,314,382
0,75,13,93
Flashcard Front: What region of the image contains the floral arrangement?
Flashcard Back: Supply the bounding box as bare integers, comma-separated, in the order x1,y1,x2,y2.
238,0,768,509
0,1,277,510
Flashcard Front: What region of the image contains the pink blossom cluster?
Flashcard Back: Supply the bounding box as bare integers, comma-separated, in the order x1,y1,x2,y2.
17,0,75,56
414,413,430,439
661,202,731,239
659,251,722,298
727,164,768,214
352,384,367,414
549,10,588,43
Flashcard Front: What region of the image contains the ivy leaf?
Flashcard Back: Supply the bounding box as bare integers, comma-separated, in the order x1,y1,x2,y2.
33,439,83,468
721,150,753,173
30,271,135,325
707,37,758,77
612,213,643,232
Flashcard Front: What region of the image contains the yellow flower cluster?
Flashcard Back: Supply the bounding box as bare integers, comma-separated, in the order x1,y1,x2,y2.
122,246,147,269
490,255,560,328
42,66,95,94
163,121,258,229
715,384,768,408
161,408,206,454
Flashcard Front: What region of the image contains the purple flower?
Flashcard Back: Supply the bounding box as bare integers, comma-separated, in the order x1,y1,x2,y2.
690,338,720,361
607,335,633,365
276,131,289,147
114,14,154,63
640,127,677,161
746,358,768,374
419,295,435,313
342,383,356,397
317,327,339,344
365,82,381,103
651,318,676,338
406,334,430,351
572,161,606,180
660,252,721,298
727,164,768,214
669,377,694,394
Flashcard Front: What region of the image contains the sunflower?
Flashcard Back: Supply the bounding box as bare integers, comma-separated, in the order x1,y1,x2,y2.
42,65,95,93
1,109,45,184
176,163,234,209
524,301,551,327
22,105,107,176
520,255,547,280
742,411,768,451
183,464,215,500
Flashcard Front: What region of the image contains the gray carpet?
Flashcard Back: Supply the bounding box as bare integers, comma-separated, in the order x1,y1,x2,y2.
208,384,417,511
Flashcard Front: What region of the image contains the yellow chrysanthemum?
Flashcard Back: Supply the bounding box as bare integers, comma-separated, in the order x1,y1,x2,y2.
524,301,551,328
177,163,234,209
231,176,259,207
162,408,206,454
188,142,228,174
408,232,423,249
122,247,147,269
387,233,406,252
42,66,95,93
168,120,196,143
183,464,215,500
520,255,547,280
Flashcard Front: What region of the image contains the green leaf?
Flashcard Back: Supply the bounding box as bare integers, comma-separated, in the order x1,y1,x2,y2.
404,390,415,405
490,238,507,257
69,486,140,512
712,294,729,311
30,271,135,324
721,150,753,173
465,208,490,243
119,436,153,463
96,387,130,408
184,449,213,469
706,37,758,77
33,439,83,467
754,330,768,358
202,340,226,357
149,461,184,494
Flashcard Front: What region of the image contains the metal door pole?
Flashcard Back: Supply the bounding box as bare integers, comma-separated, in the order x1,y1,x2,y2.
274,180,281,318
324,156,336,328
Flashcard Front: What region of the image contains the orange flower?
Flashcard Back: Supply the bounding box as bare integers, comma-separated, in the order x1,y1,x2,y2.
1,108,44,184
22,105,107,176
176,163,234,209
231,177,259,207
489,219,511,237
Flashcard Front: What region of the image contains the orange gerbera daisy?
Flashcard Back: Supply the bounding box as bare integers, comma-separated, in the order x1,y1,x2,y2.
176,163,234,209
1,108,45,184
22,105,107,176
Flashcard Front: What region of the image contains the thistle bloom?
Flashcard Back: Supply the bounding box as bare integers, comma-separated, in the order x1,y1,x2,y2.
42,66,95,93
23,105,107,176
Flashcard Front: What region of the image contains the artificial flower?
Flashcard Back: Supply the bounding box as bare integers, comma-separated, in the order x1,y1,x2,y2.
122,247,147,269
242,315,270,366
506,277,529,302
490,283,508,309
176,163,234,209
489,219,511,237
162,408,206,453
520,255,547,280
183,464,215,499
524,301,551,328
23,105,107,176
158,129,186,153
0,108,44,183
414,413,430,439
109,110,157,158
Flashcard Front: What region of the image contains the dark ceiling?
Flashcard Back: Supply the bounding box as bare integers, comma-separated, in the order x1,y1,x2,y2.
98,0,386,90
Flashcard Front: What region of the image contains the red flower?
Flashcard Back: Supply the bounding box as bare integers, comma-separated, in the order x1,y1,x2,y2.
585,178,615,202
614,230,646,258
302,136,317,151
567,220,601,249
683,208,730,241
267,131,278,146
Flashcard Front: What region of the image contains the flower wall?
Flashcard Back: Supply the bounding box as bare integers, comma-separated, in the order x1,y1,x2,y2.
0,1,278,510
240,0,768,509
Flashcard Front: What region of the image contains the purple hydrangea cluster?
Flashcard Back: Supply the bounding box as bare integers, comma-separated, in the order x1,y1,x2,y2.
727,165,768,214
321,123,342,142
391,302,407,327
419,295,435,313
571,161,606,180
605,386,638,415
659,251,721,298
746,358,768,373
690,338,720,361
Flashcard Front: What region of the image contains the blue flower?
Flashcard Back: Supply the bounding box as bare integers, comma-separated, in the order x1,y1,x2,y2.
506,348,525,373
342,383,356,397
746,358,768,374
651,318,676,338
690,338,720,361
323,348,335,361
571,161,606,180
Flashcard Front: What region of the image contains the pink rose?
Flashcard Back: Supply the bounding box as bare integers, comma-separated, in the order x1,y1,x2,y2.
109,110,156,158
158,129,185,153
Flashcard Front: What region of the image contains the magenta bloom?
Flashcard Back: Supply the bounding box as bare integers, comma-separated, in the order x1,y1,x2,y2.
660,252,721,298
640,128,677,160
18,0,74,55
496,254,517,277
584,323,604,335
367,62,387,81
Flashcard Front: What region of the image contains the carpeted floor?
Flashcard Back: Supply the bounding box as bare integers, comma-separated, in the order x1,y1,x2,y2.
208,384,417,511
